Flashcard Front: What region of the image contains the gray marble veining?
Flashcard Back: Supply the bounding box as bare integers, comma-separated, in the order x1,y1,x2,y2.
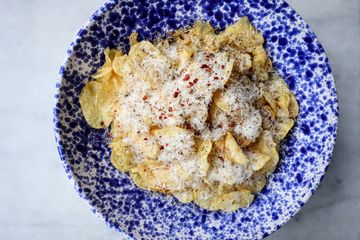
0,0,358,239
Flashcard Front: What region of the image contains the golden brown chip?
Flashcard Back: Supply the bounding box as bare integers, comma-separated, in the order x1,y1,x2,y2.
252,45,267,69
277,117,295,140
213,90,230,112
289,93,299,118
211,189,254,212
79,75,120,129
219,17,264,52
110,138,135,172
129,32,139,47
224,132,248,165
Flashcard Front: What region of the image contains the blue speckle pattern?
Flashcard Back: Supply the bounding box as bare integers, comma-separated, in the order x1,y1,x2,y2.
53,0,338,239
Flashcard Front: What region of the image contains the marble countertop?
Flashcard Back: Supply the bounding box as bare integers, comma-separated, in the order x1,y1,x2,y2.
0,0,359,239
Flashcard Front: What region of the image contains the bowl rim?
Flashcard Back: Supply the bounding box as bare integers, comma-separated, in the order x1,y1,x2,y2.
53,0,339,239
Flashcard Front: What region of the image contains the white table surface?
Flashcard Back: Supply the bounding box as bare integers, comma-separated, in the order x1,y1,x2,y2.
0,0,359,239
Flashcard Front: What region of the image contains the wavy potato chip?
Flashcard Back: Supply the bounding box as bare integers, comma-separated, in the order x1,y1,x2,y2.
252,45,267,69
219,17,264,52
129,32,139,47
277,117,295,140
134,135,160,159
225,132,248,165
211,190,254,212
289,93,299,118
196,139,212,175
263,91,277,113
173,190,194,203
79,75,120,129
110,138,134,172
277,93,290,116
213,90,230,112
247,151,271,171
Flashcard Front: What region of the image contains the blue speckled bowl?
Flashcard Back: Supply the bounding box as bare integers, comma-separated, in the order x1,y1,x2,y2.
54,0,338,239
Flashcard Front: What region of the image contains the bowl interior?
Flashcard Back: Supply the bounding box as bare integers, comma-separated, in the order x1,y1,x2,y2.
54,0,338,239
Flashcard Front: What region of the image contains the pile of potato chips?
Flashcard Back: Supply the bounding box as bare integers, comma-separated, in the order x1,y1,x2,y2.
79,17,298,212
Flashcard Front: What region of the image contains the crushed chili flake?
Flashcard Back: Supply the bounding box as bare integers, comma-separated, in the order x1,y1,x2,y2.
221,65,225,69
173,91,179,98
218,124,223,129
165,143,169,147
160,146,164,150
183,74,190,81
207,83,211,87
143,138,148,141
193,78,198,84
200,64,212,73
214,76,219,80
185,123,194,131
168,107,173,112
230,122,236,127
187,82,194,88
142,95,148,101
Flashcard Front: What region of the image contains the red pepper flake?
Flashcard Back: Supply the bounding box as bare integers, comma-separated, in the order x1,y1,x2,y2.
187,82,194,88
159,115,163,120
230,122,236,127
189,89,194,94
201,64,212,73
165,143,169,147
160,146,164,150
221,65,225,69
143,138,148,141
183,74,190,81
193,78,198,84
173,91,179,98
180,102,185,107
168,107,173,112
214,76,219,80
218,124,223,129
185,123,194,131
207,83,211,87
143,95,148,101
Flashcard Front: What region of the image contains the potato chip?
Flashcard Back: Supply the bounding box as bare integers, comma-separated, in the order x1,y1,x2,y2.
225,132,248,165
174,190,194,203
196,139,212,175
277,117,295,140
110,138,134,172
135,135,160,159
213,90,230,112
79,75,120,129
241,173,267,194
134,160,188,192
219,17,264,52
247,151,271,171
252,45,267,69
111,52,126,77
211,190,254,212
129,32,139,47
277,93,290,116
263,91,277,113
289,93,299,118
